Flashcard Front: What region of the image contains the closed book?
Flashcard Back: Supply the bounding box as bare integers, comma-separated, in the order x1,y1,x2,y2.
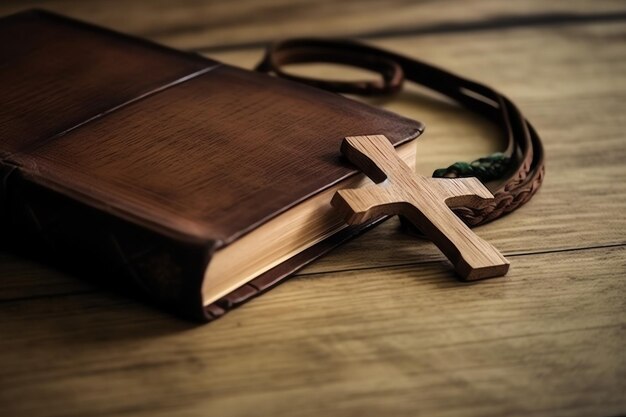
0,10,423,321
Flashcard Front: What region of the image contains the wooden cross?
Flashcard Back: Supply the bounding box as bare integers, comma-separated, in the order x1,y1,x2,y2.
331,135,509,280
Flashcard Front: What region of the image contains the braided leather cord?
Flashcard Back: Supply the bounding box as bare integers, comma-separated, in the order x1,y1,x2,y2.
256,39,544,227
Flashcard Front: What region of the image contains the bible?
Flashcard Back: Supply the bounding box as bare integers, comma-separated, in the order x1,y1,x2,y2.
0,10,424,321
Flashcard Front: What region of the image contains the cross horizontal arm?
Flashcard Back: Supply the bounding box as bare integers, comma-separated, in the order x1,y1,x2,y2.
331,185,404,224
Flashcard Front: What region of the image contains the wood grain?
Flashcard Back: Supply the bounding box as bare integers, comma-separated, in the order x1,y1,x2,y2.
332,135,508,279
0,1,625,417
1,247,624,417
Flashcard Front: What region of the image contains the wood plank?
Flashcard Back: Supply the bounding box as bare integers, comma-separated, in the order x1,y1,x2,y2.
1,246,624,417
0,252,95,301
0,0,624,50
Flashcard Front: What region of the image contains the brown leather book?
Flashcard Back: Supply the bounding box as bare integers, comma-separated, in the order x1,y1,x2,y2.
0,10,423,321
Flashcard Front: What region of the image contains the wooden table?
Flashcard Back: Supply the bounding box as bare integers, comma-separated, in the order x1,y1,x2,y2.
1,1,625,416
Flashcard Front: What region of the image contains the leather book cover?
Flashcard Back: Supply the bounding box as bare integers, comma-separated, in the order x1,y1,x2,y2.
0,10,424,321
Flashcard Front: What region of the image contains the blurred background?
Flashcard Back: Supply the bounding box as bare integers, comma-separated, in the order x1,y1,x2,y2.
2,1,623,52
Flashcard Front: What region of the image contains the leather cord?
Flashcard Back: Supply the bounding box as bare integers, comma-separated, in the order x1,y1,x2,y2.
256,38,545,227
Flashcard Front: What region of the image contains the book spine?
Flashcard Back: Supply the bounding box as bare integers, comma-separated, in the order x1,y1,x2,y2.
0,159,213,321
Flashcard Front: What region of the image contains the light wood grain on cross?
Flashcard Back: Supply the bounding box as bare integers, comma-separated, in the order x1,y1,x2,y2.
332,135,509,280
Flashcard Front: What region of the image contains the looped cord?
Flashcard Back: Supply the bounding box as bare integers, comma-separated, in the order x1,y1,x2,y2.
256,38,545,227
256,38,405,95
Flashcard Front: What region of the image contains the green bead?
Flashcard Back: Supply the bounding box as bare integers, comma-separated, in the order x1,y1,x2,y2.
432,152,511,182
